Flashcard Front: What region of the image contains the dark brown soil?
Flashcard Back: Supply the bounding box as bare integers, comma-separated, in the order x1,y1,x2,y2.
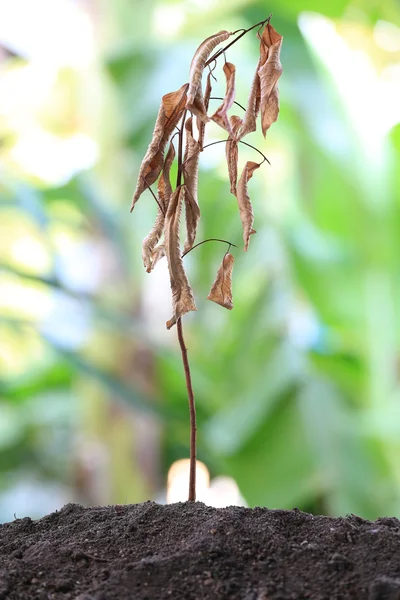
1,502,400,600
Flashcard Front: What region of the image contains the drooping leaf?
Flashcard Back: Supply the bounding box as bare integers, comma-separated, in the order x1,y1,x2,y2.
237,161,260,251
198,71,212,151
142,142,175,272
186,30,231,123
149,243,166,270
236,60,261,140
182,118,201,253
207,252,235,310
142,210,165,273
225,115,242,195
130,84,188,211
158,141,176,211
211,62,236,135
258,23,283,137
165,186,197,329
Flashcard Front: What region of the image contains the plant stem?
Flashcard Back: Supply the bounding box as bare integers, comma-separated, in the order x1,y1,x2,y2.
202,139,271,165
141,176,165,216
205,14,272,67
176,109,187,188
209,97,246,111
182,238,237,258
176,317,197,501
174,107,197,501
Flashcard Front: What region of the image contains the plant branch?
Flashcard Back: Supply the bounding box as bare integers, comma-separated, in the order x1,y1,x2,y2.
176,317,197,502
205,14,272,67
239,140,271,165
175,106,196,502
141,176,165,215
182,238,237,258
176,109,187,188
202,139,271,165
209,97,246,111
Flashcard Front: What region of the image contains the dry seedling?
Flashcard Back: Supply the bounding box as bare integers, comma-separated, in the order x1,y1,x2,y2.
130,16,283,501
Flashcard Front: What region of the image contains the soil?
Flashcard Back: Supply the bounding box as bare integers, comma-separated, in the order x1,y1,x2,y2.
1,502,400,600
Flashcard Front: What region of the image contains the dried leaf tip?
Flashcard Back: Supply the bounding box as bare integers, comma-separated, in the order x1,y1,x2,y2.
236,161,260,251
207,252,235,310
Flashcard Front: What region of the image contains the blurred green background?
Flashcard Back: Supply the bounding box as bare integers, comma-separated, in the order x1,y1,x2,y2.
0,0,400,523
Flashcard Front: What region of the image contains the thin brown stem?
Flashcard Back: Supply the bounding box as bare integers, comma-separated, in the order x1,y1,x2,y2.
141,175,165,215
176,317,197,502
205,14,272,67
175,106,196,502
176,109,187,188
239,140,271,165
182,238,237,258
209,97,246,111
202,139,271,165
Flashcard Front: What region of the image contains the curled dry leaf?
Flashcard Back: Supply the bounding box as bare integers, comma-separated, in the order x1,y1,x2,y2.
182,118,201,253
158,141,175,212
130,83,188,211
165,186,197,329
207,252,234,310
198,71,212,151
187,30,231,123
237,161,260,251
149,243,166,270
258,23,283,137
225,115,242,195
142,142,175,272
211,62,236,135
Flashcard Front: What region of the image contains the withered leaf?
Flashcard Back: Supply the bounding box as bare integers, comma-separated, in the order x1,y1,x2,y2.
237,161,260,251
236,60,261,140
258,23,283,137
207,252,234,310
130,83,188,211
165,186,197,329
211,62,236,135
187,30,231,123
182,118,200,253
142,142,175,273
225,115,242,195
198,71,212,151
149,243,166,270
142,209,164,274
157,140,175,212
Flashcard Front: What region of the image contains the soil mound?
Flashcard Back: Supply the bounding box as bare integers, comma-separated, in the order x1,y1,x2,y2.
1,501,399,599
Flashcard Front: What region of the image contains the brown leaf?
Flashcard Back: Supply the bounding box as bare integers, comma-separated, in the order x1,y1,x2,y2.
182,118,201,253
211,62,236,135
165,186,197,329
149,244,166,270
130,83,188,211
236,60,261,140
207,252,234,310
186,30,231,122
158,141,176,212
225,115,242,195
258,23,283,137
237,161,260,251
198,71,212,151
142,142,175,272
226,139,238,195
